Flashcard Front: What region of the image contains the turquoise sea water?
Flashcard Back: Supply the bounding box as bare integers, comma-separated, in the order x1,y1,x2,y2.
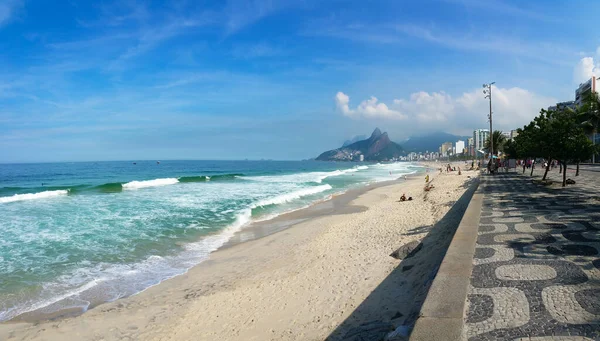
0,160,422,321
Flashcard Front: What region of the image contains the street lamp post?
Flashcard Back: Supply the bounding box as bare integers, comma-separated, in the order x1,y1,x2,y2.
483,82,495,170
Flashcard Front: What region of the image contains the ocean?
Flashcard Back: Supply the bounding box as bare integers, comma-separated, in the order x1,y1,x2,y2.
0,160,423,321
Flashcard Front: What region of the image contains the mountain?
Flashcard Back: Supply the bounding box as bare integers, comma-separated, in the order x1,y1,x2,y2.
342,134,367,147
400,132,471,153
316,128,404,161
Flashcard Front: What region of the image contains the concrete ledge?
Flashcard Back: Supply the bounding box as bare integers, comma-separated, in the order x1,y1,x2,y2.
408,317,464,341
409,181,484,341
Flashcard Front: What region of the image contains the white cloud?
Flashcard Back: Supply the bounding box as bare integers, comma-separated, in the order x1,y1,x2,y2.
455,86,555,130
335,92,406,120
393,91,454,122
574,53,600,84
336,86,555,135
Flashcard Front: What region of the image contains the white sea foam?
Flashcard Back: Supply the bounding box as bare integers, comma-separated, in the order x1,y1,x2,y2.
0,190,69,204
122,178,179,190
0,208,255,322
252,184,332,208
243,167,366,184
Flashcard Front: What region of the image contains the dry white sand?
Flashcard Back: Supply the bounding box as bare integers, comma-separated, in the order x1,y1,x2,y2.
0,164,478,341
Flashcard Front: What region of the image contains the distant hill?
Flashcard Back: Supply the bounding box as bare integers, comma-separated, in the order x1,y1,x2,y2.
316,128,404,161
342,135,367,147
399,132,471,153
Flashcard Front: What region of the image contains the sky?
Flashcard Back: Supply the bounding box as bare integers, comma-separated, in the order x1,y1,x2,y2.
1,0,600,162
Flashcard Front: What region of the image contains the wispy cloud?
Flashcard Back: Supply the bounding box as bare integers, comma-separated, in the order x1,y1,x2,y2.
230,42,286,59
442,0,561,23
0,0,23,27
224,0,284,35
75,0,150,28
394,24,575,66
302,16,401,44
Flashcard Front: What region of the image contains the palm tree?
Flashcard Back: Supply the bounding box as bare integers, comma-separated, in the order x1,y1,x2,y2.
578,92,600,163
484,130,508,156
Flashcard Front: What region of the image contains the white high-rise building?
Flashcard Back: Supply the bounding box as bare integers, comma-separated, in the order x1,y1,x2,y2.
473,129,490,156
455,140,465,155
576,77,599,106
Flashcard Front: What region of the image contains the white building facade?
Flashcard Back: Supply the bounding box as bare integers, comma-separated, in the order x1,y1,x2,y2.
473,129,490,156
455,140,465,155
576,77,599,106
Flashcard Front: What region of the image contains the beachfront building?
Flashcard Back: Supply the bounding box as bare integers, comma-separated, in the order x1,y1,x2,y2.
501,131,511,140
455,140,465,155
467,137,474,156
575,77,599,106
473,129,489,157
441,142,453,156
548,100,576,112
510,130,519,140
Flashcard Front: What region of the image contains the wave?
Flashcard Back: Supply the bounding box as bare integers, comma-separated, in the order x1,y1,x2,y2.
122,178,179,190
0,190,69,204
178,173,242,183
314,168,359,183
252,184,333,208
93,182,124,193
356,165,369,170
0,208,255,322
0,173,245,199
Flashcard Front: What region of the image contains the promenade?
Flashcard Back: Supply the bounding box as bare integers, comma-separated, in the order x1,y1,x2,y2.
464,166,600,340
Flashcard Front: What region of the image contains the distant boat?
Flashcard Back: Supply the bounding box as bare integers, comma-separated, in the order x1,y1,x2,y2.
157,161,160,164
133,162,136,165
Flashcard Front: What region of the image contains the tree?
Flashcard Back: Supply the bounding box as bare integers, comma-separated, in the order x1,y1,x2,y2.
546,108,595,186
502,139,519,159
513,111,551,178
577,92,600,163
484,130,508,155
510,107,596,186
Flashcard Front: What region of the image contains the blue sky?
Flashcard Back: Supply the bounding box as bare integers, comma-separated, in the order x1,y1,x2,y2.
1,0,600,162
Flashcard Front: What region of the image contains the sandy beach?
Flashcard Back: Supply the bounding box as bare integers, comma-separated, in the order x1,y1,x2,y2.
0,164,478,341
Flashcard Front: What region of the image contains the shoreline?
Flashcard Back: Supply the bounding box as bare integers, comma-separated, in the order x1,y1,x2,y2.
1,165,475,341
221,173,423,249
1,169,424,324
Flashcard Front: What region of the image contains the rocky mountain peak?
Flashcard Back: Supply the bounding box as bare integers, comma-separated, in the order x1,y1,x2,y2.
370,128,383,139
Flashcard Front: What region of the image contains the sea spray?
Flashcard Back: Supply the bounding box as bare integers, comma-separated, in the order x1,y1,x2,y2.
122,178,179,189
0,190,69,204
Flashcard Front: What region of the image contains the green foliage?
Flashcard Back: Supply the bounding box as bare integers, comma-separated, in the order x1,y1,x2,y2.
510,105,596,186
502,139,519,158
578,92,600,135
484,130,508,154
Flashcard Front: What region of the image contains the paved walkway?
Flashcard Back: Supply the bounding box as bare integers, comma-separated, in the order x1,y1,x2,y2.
464,167,600,340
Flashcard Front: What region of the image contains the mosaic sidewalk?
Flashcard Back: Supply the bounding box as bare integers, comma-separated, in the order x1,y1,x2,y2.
464,169,600,340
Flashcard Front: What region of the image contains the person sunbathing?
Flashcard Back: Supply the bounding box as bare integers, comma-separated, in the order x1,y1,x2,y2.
399,194,413,201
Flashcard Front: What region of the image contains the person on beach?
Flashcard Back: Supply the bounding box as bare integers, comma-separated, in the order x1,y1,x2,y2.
399,193,412,201
425,174,430,183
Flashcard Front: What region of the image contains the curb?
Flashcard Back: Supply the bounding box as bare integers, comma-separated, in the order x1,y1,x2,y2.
409,179,483,341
